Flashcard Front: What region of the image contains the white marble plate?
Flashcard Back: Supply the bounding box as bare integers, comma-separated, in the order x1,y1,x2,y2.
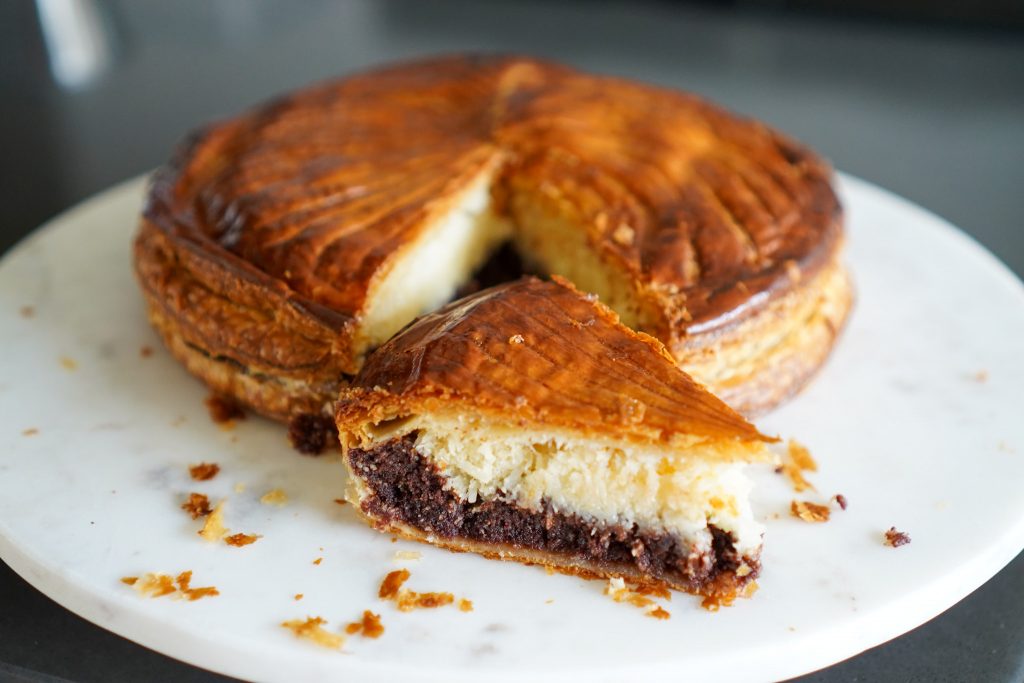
1,174,1023,683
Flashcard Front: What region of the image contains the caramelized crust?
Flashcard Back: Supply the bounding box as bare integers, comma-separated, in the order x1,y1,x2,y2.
136,54,846,419
336,277,770,447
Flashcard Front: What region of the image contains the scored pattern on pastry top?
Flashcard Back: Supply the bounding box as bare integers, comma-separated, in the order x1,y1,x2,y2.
338,277,770,445
147,54,840,338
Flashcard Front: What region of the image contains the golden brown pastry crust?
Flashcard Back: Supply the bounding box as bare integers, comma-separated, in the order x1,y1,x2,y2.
135,54,848,419
336,276,772,448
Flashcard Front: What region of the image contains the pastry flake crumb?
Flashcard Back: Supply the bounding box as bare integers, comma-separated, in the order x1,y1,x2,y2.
59,356,78,371
20,305,35,318
133,573,177,597
647,606,671,620
312,557,323,566
396,591,454,612
458,598,474,612
393,550,421,561
378,569,462,612
123,571,218,600
260,488,288,506
281,617,344,650
294,593,304,601
779,439,817,492
189,462,220,481
22,428,39,436
140,345,154,358
379,569,410,599
345,610,385,638
884,527,911,548
791,500,831,523
832,493,848,510
198,501,228,541
204,393,246,425
224,533,260,547
181,492,212,519
333,498,347,506
788,439,817,471
176,571,219,601
508,334,525,345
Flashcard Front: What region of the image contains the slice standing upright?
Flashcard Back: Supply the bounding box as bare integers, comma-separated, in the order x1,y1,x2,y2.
336,276,775,596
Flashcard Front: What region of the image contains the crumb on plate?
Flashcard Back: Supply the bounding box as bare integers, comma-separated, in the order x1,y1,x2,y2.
260,488,288,506
393,550,421,561
791,500,831,523
281,617,343,650
345,610,385,638
884,527,911,548
224,533,260,547
198,501,228,541
181,492,212,519
189,462,220,481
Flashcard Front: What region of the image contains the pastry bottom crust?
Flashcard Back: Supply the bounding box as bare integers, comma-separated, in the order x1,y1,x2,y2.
675,254,854,416
345,435,759,597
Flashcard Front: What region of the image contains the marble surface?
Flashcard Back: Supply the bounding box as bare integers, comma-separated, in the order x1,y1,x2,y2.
0,173,1023,682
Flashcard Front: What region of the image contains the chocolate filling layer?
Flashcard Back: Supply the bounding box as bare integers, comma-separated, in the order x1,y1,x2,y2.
348,434,758,593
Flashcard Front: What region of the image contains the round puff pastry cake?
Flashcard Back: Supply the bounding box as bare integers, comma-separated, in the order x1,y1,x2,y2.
134,54,852,442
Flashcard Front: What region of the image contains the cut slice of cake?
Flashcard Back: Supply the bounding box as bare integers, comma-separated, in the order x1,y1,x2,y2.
336,276,774,596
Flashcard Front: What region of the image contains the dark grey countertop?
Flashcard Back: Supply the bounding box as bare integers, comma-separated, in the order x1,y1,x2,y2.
2,1,1022,681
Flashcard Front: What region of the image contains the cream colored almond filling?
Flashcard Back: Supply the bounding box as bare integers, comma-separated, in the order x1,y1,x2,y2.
364,414,765,557
359,171,514,351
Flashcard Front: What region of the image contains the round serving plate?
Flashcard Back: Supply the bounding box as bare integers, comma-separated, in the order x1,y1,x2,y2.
1,174,1022,682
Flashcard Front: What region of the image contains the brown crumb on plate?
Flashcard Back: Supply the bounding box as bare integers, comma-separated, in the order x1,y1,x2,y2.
832,493,848,510
345,610,385,638
181,493,212,519
189,462,220,481
140,345,154,358
225,533,260,547
647,606,671,620
20,306,35,318
378,569,464,612
198,501,228,541
972,370,989,383
791,500,831,523
260,488,288,506
884,527,911,548
294,593,303,601
22,428,39,436
458,598,474,612
281,617,344,650
204,393,246,424
379,569,410,599
312,557,323,566
287,413,336,455
122,571,218,600
59,356,78,371
333,498,347,506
